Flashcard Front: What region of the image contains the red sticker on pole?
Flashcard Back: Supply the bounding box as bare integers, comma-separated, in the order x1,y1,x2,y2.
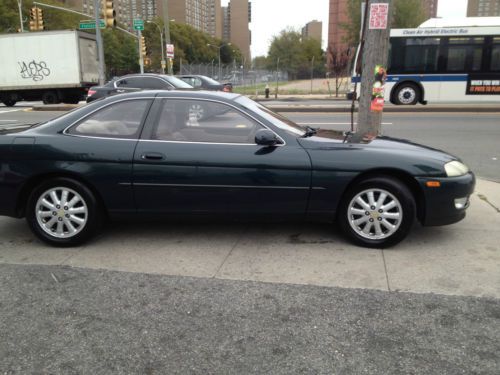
369,3,389,30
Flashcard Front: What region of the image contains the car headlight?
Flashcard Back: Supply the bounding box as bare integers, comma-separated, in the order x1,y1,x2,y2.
444,161,469,177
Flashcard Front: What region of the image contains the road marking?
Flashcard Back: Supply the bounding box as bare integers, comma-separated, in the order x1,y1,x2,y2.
0,109,24,114
297,122,393,125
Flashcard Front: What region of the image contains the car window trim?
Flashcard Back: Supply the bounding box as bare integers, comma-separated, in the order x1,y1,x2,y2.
142,97,286,146
62,97,156,140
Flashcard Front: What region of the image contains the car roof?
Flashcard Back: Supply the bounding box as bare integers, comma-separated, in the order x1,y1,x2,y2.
103,89,241,101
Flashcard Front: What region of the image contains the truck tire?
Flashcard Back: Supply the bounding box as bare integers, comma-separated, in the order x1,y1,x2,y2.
1,98,17,107
42,91,60,105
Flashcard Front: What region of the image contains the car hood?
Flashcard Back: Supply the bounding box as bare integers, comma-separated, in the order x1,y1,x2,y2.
297,130,461,177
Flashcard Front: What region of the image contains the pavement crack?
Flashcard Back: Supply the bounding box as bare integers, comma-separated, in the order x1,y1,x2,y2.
212,230,245,279
477,193,500,213
381,250,392,292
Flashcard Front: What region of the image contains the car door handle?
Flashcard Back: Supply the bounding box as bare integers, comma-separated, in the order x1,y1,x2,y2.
116,89,125,93
141,153,165,161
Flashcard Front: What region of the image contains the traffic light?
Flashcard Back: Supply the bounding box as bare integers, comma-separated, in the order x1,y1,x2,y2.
140,36,147,58
103,0,116,28
29,7,44,31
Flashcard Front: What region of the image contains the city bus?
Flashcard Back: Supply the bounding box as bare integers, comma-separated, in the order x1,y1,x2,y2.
350,18,500,105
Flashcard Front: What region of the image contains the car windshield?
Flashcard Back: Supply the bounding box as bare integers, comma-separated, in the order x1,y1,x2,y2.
235,96,305,136
162,75,194,88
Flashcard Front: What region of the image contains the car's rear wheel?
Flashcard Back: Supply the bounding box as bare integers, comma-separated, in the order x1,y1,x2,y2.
338,177,416,248
26,178,102,247
1,98,17,107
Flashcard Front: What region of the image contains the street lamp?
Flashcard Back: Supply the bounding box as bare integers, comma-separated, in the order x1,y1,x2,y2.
147,21,165,74
207,42,230,81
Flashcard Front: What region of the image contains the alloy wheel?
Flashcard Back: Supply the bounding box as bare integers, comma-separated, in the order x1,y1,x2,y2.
35,187,88,239
347,188,403,240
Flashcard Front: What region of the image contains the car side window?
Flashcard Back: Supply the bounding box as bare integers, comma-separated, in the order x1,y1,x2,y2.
68,99,150,138
193,78,203,88
151,99,264,144
116,77,142,88
138,77,169,90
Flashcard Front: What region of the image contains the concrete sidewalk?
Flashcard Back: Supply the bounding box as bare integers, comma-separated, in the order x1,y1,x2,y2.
0,179,498,299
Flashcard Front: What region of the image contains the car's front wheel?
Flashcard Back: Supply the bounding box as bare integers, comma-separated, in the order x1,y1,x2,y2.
26,178,102,247
338,177,416,248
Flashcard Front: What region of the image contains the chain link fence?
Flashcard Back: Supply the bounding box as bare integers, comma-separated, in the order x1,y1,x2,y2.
178,63,288,86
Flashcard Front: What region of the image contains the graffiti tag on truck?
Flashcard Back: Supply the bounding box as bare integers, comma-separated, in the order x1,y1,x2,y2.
18,60,51,82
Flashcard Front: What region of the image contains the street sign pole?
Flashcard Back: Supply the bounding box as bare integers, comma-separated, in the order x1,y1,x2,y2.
161,0,173,75
93,0,105,85
138,29,144,74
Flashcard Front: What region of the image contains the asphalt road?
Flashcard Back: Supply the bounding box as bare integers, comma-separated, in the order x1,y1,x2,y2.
1,106,498,181
1,263,499,375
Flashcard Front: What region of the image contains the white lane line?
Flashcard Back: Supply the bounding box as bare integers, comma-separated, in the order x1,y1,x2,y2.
297,122,393,125
0,109,24,114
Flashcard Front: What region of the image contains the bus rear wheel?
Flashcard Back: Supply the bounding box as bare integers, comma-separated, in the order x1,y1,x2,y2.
394,83,420,105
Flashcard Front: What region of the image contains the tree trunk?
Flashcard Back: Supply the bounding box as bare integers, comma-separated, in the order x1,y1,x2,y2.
355,0,393,141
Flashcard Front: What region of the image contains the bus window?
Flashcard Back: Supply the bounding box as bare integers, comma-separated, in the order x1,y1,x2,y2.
407,38,440,73
447,46,467,72
491,39,500,71
472,47,483,71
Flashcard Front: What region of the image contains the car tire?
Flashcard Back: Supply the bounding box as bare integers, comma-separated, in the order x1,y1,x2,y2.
26,178,103,247
393,83,420,105
42,91,60,105
337,176,416,248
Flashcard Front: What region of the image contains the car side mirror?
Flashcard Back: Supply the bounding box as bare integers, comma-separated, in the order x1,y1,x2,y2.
255,129,280,146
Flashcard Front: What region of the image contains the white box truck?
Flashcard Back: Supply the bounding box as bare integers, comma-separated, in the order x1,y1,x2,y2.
0,30,99,106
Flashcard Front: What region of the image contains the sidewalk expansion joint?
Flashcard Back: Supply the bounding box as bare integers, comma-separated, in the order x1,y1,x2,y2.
381,250,392,292
477,193,500,213
212,230,244,279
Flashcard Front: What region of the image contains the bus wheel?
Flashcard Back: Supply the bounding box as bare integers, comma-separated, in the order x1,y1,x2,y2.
394,83,420,105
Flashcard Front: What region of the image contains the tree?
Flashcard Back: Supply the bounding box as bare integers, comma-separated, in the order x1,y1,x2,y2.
267,29,325,80
341,0,427,47
327,46,352,97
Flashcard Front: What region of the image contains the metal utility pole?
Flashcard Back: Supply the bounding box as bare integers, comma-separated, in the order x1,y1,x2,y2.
138,29,144,74
161,0,173,74
93,0,105,85
356,0,392,140
17,0,24,32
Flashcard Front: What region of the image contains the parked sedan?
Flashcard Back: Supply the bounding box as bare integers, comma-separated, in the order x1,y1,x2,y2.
86,73,193,102
0,91,474,248
177,75,233,92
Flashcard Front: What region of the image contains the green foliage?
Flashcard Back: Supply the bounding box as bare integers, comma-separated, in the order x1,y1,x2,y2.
341,0,427,47
392,0,427,29
267,29,325,80
142,19,242,74
102,29,138,77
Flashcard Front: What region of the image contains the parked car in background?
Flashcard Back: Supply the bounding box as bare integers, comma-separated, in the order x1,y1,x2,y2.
86,73,193,102
0,90,474,248
177,75,233,92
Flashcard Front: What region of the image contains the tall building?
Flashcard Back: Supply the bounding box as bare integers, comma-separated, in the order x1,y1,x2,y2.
421,0,438,19
159,0,222,38
221,0,252,62
65,0,156,30
302,20,322,44
327,0,349,53
467,0,500,16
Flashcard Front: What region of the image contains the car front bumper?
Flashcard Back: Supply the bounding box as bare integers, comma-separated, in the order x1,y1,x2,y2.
417,173,476,226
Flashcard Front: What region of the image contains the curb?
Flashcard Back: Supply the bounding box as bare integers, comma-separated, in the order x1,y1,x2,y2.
267,105,500,113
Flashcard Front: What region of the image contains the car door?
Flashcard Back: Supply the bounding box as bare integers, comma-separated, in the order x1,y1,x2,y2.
132,97,312,217
63,98,153,215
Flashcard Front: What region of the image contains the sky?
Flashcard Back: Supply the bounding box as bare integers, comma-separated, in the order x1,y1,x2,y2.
222,0,469,57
